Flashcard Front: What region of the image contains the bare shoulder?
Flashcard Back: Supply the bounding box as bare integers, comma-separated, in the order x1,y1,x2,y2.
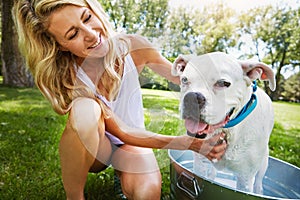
125,34,154,51
122,34,160,70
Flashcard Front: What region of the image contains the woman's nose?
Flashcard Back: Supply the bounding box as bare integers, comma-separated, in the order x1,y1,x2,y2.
83,25,97,41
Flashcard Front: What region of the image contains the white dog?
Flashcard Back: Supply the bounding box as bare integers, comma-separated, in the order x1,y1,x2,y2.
172,52,275,194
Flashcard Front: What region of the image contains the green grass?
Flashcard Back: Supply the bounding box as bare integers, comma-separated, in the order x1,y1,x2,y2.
0,87,66,199
0,86,299,199
269,101,300,166
273,101,300,129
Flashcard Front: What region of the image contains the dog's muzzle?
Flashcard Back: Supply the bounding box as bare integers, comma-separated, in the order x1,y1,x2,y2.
182,92,206,121
182,91,232,135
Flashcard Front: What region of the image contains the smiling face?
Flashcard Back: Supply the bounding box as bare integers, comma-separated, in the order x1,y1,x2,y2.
48,5,109,60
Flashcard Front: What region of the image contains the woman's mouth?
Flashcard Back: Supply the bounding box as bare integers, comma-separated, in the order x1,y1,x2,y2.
89,34,102,49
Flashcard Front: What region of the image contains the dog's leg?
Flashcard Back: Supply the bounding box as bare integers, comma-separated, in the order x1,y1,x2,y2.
236,175,254,192
254,155,268,194
193,152,216,180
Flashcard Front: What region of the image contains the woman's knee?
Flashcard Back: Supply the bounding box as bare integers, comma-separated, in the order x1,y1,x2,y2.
120,171,162,200
59,119,112,172
112,146,161,199
70,98,102,138
68,98,105,158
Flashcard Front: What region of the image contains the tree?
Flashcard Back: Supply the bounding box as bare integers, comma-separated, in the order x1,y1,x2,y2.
194,3,238,54
0,1,2,77
1,0,33,87
238,6,300,100
159,3,238,57
159,7,197,57
98,0,139,32
259,6,299,100
137,0,169,39
281,72,300,102
98,0,168,39
98,0,171,90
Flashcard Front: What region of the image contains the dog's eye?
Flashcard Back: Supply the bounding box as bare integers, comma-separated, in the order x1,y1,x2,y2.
181,77,189,85
215,80,231,88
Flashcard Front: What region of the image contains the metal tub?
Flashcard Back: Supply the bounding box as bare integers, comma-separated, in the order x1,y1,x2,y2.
169,149,300,200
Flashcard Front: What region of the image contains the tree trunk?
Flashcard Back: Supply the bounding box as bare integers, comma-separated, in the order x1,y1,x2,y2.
1,0,34,87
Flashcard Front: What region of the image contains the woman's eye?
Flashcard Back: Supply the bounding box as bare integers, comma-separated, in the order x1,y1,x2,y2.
68,31,78,40
84,14,92,23
215,80,231,88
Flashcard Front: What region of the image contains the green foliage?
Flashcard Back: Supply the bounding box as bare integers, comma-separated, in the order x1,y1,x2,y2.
238,6,300,100
194,3,238,54
159,3,239,57
98,0,169,38
0,87,299,199
140,67,170,90
281,72,300,102
159,7,198,57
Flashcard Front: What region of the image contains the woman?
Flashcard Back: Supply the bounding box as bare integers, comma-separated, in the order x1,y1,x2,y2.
13,0,227,199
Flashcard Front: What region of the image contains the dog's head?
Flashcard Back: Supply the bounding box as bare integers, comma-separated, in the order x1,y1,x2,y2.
172,52,275,136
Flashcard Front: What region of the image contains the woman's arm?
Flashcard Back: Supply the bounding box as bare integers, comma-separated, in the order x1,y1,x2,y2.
127,34,180,85
70,97,226,161
105,110,226,160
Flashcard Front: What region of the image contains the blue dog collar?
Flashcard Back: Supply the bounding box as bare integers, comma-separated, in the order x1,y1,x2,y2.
223,81,258,128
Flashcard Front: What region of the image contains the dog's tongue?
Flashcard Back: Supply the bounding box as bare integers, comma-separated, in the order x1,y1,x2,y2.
185,117,229,135
185,118,208,134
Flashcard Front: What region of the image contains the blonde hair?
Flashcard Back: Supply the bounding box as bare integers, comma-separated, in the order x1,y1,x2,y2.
13,0,129,115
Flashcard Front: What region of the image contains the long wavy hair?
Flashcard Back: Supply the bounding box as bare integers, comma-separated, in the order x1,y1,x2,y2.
13,0,129,115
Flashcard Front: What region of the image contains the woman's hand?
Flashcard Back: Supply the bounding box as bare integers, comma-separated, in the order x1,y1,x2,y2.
187,132,227,162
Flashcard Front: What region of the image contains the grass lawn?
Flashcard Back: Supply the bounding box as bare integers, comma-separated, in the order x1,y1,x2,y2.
0,86,299,199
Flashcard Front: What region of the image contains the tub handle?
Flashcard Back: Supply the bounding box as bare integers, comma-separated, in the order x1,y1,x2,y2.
177,172,203,199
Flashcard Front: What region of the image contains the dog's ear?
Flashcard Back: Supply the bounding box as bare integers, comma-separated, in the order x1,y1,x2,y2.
171,54,193,76
239,60,276,91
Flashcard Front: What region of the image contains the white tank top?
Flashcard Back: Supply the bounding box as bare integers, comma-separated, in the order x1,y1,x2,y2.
76,54,144,145
110,55,145,129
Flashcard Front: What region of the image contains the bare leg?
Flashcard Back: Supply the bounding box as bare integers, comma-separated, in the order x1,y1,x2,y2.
112,145,162,200
59,98,112,200
59,98,161,199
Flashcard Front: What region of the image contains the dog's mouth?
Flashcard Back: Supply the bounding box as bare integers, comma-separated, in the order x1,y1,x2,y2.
184,108,235,136
185,117,229,135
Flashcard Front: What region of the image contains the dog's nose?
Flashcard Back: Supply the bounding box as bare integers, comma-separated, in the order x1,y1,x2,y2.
184,92,206,108
182,92,206,120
